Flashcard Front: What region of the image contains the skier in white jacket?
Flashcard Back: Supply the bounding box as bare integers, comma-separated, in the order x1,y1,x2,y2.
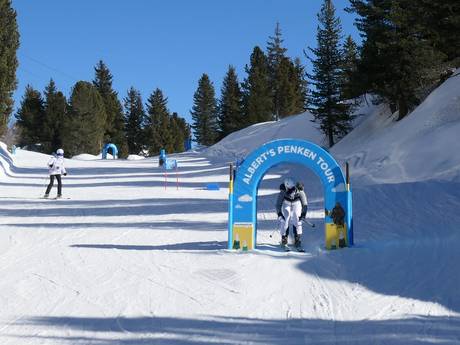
275,177,308,248
44,148,67,198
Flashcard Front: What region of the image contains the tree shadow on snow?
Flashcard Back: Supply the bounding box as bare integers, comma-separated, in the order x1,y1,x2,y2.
295,180,460,315
70,241,227,251
7,314,460,345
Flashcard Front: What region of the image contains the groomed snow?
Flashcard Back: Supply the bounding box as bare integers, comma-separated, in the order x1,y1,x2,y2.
0,72,459,344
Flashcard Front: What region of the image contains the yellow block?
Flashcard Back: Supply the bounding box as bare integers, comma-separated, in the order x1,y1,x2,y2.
325,223,347,250
232,223,254,250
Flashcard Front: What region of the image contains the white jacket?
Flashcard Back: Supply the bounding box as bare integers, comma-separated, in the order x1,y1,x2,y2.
47,156,67,176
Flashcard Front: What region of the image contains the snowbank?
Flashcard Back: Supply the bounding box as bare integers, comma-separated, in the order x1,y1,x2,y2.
332,70,460,184
205,112,325,160
0,142,14,177
72,153,113,160
127,154,145,160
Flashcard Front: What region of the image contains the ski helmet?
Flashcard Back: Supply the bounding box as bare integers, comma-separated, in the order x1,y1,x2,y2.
284,177,295,190
56,148,64,156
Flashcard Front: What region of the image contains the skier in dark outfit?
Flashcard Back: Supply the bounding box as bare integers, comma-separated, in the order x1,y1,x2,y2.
275,178,308,248
44,148,67,198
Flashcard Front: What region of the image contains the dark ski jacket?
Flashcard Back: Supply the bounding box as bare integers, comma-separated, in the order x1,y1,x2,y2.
276,183,308,216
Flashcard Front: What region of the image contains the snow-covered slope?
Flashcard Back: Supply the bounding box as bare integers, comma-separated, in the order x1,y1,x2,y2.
0,73,459,344
205,111,325,159
333,71,460,184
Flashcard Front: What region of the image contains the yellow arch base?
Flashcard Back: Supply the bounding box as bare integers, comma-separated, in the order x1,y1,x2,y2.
232,223,254,250
325,224,348,250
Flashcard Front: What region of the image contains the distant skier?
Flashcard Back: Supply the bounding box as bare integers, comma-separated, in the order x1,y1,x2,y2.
44,148,67,198
276,177,308,249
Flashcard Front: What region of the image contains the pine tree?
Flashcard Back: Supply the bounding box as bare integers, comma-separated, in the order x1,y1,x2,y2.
0,0,19,136
124,87,146,155
218,65,244,138
348,0,445,120
190,74,218,146
341,35,360,100
417,0,460,61
15,85,45,148
63,81,106,156
267,23,288,120
308,0,353,147
42,79,67,153
170,112,186,152
174,113,191,150
293,57,309,112
242,46,273,125
93,60,128,157
145,88,173,155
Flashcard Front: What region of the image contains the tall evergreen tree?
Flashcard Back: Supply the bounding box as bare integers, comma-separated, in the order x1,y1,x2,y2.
124,87,146,155
93,60,128,157
275,57,298,118
174,113,191,150
348,0,444,120
15,85,45,148
42,79,67,153
218,65,244,138
145,88,173,154
266,23,288,120
308,0,353,147
190,74,218,146
170,112,186,153
293,57,309,112
242,46,273,125
0,0,19,136
341,35,360,100
63,81,106,156
417,0,460,61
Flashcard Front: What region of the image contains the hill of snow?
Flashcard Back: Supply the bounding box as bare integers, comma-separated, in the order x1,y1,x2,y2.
332,71,460,184
205,111,325,159
0,73,459,344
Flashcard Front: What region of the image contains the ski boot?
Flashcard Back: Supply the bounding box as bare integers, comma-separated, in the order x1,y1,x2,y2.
56,194,62,199
281,235,289,251
281,235,288,246
43,194,49,198
294,234,304,252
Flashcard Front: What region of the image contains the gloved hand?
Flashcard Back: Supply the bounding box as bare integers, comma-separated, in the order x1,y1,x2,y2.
63,173,67,176
299,212,306,221
325,208,329,216
49,164,54,168
277,212,285,221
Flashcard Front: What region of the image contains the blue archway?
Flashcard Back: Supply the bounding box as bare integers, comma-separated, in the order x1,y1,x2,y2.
228,139,353,250
102,143,118,159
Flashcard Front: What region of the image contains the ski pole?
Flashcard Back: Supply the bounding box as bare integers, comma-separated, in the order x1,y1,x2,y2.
303,219,315,228
270,217,282,238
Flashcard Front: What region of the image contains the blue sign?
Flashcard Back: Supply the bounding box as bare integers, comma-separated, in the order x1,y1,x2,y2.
228,139,353,249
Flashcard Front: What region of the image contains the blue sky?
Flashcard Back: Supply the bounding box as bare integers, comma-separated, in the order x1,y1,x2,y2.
12,0,359,124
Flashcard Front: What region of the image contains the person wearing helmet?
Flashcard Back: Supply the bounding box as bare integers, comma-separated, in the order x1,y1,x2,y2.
275,177,308,249
44,148,67,198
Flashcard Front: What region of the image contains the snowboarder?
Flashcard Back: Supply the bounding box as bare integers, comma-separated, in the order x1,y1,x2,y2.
275,177,308,249
44,148,67,198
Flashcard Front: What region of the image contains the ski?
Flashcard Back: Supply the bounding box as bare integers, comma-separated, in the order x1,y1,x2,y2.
281,244,291,252
294,246,306,253
41,196,71,200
